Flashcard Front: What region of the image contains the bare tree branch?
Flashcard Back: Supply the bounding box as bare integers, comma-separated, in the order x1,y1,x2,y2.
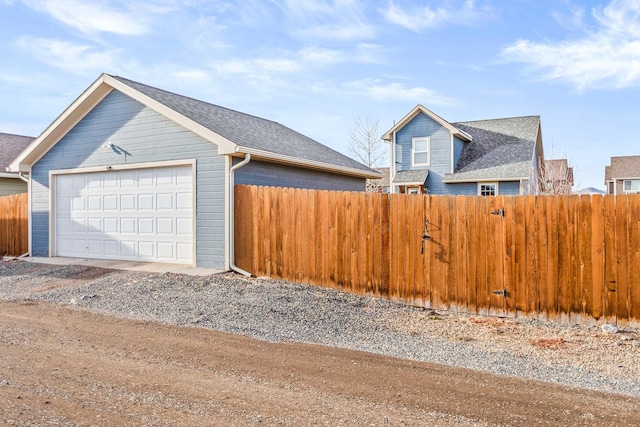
348,115,386,193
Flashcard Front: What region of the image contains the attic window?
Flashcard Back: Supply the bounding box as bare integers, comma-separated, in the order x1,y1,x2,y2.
478,183,497,196
412,137,430,166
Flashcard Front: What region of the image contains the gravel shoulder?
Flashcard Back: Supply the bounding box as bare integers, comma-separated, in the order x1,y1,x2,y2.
1,259,639,398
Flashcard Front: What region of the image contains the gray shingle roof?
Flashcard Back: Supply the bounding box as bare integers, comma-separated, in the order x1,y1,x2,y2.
393,169,429,184
444,116,540,182
373,167,390,187
111,75,374,174
0,132,34,173
605,155,640,180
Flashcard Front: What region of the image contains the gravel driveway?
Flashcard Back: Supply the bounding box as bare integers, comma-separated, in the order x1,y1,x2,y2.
1,259,639,397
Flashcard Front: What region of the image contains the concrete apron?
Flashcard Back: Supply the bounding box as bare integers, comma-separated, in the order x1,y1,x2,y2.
19,257,226,277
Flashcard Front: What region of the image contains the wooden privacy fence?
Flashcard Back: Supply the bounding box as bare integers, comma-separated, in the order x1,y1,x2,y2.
0,193,28,257
235,185,640,326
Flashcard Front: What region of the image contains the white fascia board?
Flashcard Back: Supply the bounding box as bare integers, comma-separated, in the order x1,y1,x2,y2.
0,172,21,179
612,175,640,180
235,146,382,179
392,181,425,186
382,104,472,142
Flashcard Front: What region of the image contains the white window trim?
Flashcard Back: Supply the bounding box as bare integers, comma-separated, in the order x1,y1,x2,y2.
623,179,640,193
478,182,498,196
411,137,430,167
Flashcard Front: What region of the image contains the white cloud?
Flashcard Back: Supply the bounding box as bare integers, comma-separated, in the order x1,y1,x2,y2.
19,0,172,35
277,0,375,40
383,0,492,31
15,37,122,74
346,78,458,106
211,44,384,81
502,0,640,90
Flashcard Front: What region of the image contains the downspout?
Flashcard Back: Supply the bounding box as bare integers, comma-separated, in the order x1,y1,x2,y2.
17,172,29,258
228,153,252,277
390,130,397,194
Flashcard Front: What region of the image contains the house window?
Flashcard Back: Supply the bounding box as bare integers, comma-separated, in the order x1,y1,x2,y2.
412,137,430,166
478,183,497,196
407,187,420,194
624,179,640,193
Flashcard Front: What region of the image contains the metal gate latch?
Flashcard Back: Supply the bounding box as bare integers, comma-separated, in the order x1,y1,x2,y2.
492,288,507,296
491,208,505,217
421,219,432,254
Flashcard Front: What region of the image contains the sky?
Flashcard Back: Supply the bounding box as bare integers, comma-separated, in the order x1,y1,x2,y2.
1,0,640,191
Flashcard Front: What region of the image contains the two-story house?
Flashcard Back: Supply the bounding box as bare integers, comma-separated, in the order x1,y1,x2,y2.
382,105,544,195
605,155,640,194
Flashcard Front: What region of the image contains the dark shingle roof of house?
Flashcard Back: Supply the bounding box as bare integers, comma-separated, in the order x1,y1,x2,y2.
373,167,390,187
605,155,640,180
444,116,540,181
0,132,34,173
545,158,574,184
112,76,373,174
393,169,429,184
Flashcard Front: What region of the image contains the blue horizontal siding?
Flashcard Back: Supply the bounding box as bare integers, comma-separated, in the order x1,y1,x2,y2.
234,159,365,191
31,90,226,269
396,112,452,194
499,181,521,195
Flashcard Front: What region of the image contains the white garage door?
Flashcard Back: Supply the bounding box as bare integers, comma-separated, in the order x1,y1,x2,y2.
55,165,194,264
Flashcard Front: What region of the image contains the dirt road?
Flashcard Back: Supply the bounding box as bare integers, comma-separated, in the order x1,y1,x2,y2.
1,300,638,426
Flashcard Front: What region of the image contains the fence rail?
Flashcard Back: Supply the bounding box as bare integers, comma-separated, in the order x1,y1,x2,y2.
0,193,28,257
235,185,640,326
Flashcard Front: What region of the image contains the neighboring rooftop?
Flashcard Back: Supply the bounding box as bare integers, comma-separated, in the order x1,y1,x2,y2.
444,116,541,182
605,155,640,181
574,187,606,195
0,132,34,173
112,75,375,174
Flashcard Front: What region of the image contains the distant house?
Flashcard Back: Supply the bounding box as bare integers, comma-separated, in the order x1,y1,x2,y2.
368,167,390,193
604,155,640,194
382,105,544,195
9,73,379,270
540,159,574,194
0,132,34,196
574,187,605,195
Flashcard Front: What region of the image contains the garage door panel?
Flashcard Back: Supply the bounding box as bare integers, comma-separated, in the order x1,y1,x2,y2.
138,218,154,234
104,241,119,256
88,196,101,211
72,174,86,189
88,239,102,255
121,194,136,210
157,193,174,210
104,195,118,210
138,194,154,210
55,165,193,264
87,218,102,233
176,243,192,261
176,218,192,235
157,218,173,234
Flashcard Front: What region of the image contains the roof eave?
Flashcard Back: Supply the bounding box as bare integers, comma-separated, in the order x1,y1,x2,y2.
235,146,382,179
382,104,472,142
0,172,21,179
9,73,239,172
